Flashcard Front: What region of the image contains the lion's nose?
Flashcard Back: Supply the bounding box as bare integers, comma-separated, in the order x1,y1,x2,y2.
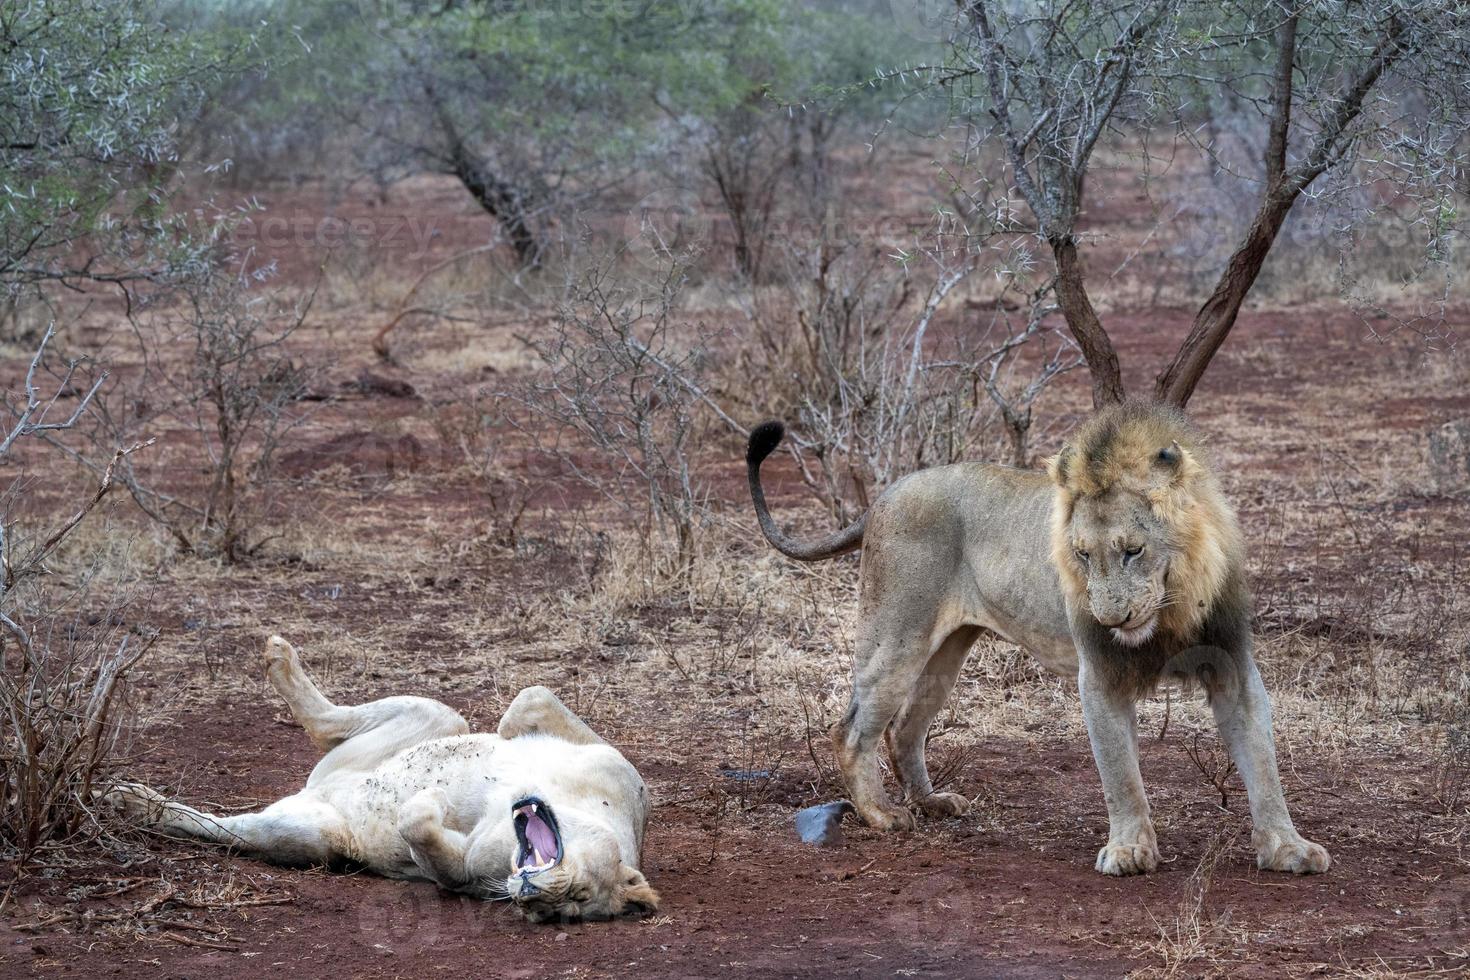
518,877,540,899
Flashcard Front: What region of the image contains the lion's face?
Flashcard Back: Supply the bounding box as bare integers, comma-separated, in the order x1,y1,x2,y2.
1063,490,1173,646
505,798,659,923
1048,401,1242,646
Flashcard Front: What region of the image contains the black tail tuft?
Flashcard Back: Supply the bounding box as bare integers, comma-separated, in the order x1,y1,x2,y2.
746,420,786,465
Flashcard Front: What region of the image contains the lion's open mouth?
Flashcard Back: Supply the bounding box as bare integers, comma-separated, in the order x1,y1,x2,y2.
512,798,562,874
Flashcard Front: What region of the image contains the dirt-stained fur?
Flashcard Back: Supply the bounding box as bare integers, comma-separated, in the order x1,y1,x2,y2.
108,636,659,923
747,401,1329,876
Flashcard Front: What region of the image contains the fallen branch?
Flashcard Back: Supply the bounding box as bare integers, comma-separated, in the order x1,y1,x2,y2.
160,930,239,952
372,242,502,360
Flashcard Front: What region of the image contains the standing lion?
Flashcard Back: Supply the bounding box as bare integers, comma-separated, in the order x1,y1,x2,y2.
747,400,1328,876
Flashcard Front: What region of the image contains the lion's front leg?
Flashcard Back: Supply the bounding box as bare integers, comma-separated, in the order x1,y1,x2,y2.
398,788,474,890
1210,654,1330,875
1079,661,1160,876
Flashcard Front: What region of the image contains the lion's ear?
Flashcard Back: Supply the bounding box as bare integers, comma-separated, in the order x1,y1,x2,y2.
1046,445,1074,487
618,865,660,918
1154,441,1190,477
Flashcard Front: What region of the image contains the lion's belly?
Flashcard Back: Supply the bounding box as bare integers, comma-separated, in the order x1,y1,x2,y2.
310,734,644,881
972,579,1076,675
319,734,517,874
992,617,1078,675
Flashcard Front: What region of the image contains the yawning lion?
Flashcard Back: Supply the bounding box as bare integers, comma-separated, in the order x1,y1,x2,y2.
109,635,659,922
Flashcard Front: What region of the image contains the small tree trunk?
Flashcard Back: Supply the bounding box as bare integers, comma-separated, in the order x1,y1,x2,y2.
428,93,542,267
1001,404,1031,468
1050,235,1126,408
1155,7,1302,409
1154,187,1298,407
709,149,759,280
450,149,541,267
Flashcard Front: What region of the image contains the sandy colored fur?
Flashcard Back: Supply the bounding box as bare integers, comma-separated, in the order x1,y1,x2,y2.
747,401,1329,879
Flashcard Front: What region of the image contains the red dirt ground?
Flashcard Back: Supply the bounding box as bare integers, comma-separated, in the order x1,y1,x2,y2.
4,690,1466,978
7,684,1467,979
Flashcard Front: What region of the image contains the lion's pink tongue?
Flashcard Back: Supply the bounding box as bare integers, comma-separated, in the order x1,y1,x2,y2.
525,811,557,859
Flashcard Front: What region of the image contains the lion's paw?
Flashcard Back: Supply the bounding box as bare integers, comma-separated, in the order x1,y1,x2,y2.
1095,841,1160,876
916,791,969,818
1257,836,1330,875
856,801,917,832
101,782,168,823
398,788,450,841
263,634,299,670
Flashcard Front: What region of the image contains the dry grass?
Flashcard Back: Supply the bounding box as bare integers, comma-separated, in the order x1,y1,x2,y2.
15,872,293,953
1128,830,1237,979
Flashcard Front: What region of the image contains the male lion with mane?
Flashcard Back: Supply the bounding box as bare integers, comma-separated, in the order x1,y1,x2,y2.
747,400,1329,876
109,636,659,921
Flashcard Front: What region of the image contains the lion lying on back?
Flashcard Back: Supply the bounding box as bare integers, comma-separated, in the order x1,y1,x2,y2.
109,636,659,923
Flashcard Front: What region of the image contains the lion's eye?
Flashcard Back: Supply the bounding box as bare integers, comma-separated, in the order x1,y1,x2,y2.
1075,549,1090,561
1123,545,1143,560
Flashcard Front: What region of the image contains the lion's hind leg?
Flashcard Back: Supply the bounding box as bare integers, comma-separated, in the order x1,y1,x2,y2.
262,635,468,783
833,616,942,832
107,783,348,867
885,625,983,819
497,686,604,746
264,634,358,751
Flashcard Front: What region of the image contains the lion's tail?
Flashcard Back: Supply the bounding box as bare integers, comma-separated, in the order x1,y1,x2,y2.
746,421,866,562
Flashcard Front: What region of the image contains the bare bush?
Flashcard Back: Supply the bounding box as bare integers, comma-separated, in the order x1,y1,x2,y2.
1437,722,1470,822
691,108,852,282
428,389,534,554
82,274,315,563
0,607,153,873
699,105,787,281
0,331,154,873
509,264,716,581
1182,730,1238,812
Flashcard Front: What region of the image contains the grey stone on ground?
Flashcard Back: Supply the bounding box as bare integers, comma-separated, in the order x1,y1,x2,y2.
795,800,855,847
